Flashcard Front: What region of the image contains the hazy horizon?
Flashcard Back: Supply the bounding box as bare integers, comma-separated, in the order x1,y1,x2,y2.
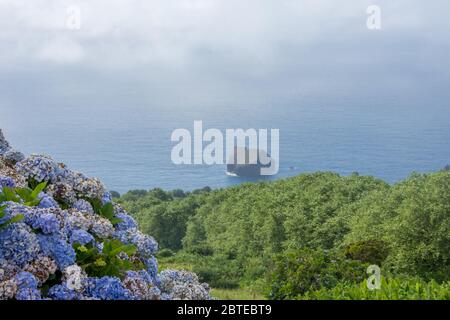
1,1,449,192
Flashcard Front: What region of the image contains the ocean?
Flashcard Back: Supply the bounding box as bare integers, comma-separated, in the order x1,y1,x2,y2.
2,88,449,194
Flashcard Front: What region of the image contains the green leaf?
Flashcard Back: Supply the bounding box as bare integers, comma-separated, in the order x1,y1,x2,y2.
0,213,24,230
15,188,32,201
89,198,103,214
31,182,47,199
0,205,6,219
9,214,24,223
24,199,42,207
2,187,20,203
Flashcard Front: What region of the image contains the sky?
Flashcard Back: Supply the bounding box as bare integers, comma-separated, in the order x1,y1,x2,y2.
0,0,449,107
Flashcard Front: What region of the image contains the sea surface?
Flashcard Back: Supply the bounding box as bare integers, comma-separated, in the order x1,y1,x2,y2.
2,90,450,194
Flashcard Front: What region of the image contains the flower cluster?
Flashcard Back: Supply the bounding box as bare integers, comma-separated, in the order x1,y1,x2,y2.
0,131,210,300
159,270,211,300
0,176,15,189
0,129,11,156
3,150,25,166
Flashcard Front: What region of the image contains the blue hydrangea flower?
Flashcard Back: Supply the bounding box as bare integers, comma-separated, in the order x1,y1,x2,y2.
0,129,11,155
123,270,159,300
3,149,25,165
0,223,40,267
38,234,76,269
113,229,158,257
2,203,60,234
84,276,132,300
69,229,94,245
0,176,15,188
102,192,112,205
27,211,60,234
72,199,94,214
48,284,82,300
94,241,104,252
15,271,39,289
143,256,158,281
38,193,59,209
114,213,138,231
125,270,154,285
15,154,59,183
15,288,42,300
160,293,173,300
14,272,41,300
0,132,212,300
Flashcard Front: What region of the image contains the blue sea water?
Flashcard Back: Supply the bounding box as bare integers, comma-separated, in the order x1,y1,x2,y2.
2,89,449,194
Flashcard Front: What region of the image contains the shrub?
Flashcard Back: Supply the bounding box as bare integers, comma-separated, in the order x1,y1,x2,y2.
110,190,121,198
188,244,214,256
157,248,175,258
268,248,368,300
193,255,242,289
345,171,450,281
301,277,450,300
344,239,389,266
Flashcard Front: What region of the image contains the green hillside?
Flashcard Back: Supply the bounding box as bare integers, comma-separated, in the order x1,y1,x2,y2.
117,170,450,299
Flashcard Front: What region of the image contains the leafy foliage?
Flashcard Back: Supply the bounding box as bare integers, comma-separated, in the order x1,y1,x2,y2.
118,188,209,250
89,199,123,224
301,277,450,300
344,171,450,281
0,182,47,206
268,248,368,299
343,239,389,266
0,205,24,230
119,170,450,298
73,239,143,278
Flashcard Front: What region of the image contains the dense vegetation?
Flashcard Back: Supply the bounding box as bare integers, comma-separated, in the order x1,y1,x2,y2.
117,170,450,300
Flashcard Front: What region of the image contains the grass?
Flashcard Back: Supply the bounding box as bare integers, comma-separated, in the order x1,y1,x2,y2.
157,257,195,272
157,255,267,300
211,288,267,300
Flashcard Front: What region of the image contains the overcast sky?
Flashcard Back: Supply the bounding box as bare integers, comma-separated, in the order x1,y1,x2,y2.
0,0,449,107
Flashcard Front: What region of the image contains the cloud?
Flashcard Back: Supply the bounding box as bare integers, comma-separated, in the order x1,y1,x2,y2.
0,0,449,106
37,36,85,63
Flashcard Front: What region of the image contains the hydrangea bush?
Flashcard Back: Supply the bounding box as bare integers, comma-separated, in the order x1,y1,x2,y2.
0,129,210,300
